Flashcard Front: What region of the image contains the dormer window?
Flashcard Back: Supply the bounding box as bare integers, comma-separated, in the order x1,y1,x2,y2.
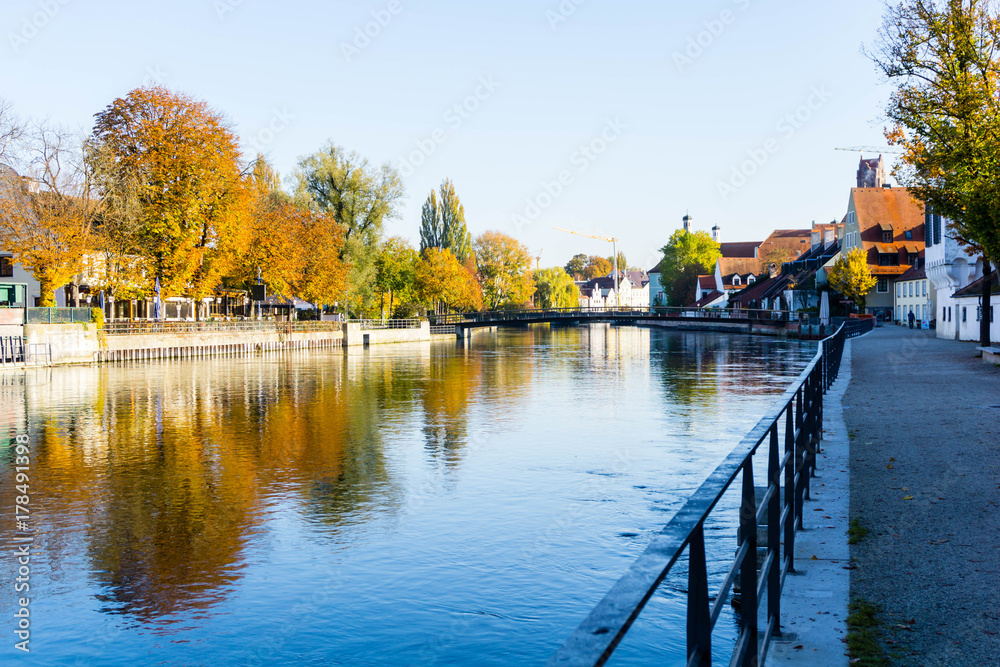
733,275,741,286
748,275,756,284
882,230,893,243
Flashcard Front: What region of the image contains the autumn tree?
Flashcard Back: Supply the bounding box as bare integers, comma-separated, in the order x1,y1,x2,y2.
415,247,483,313
89,86,248,311
84,140,148,303
871,0,1000,346
0,125,95,306
564,253,588,279
669,264,703,307
294,142,404,315
375,236,419,319
583,255,613,280
828,247,878,311
473,231,534,309
534,267,579,309
419,189,442,251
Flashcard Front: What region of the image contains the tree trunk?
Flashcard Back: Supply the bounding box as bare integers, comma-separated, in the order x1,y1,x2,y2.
981,257,992,349
38,276,56,307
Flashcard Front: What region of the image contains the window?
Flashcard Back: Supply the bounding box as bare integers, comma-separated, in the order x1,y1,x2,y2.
879,254,900,266
748,276,756,284
993,306,995,323
905,230,913,240
934,214,943,245
877,277,889,293
733,275,741,286
0,256,12,278
922,281,927,297
910,283,915,297
897,284,902,298
978,306,983,322
963,307,967,322
908,253,918,265
882,230,894,243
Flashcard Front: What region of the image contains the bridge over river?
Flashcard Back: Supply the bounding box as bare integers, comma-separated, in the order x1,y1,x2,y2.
433,306,835,339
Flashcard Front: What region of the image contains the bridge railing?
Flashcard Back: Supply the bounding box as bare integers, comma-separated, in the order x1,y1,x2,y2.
433,307,803,326
548,323,850,667
102,321,344,336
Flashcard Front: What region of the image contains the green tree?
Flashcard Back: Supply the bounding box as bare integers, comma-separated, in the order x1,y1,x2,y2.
828,248,878,311
871,0,1000,346
440,179,472,263
669,264,704,307
473,230,534,309
419,189,442,252
294,141,404,316
607,251,628,275
656,229,721,293
564,253,588,279
374,236,419,319
419,179,472,263
534,267,579,309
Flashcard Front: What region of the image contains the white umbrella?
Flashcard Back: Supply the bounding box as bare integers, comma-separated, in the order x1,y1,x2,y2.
820,291,831,326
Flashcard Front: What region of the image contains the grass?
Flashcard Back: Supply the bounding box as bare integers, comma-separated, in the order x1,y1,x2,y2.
847,599,889,666
848,518,871,545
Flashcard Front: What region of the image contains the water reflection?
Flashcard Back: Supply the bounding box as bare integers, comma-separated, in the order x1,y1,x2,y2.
0,326,816,665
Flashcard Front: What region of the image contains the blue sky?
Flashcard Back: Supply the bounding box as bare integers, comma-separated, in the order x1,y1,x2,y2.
2,0,893,270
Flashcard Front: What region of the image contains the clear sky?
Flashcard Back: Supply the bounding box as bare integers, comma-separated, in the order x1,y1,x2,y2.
1,0,896,270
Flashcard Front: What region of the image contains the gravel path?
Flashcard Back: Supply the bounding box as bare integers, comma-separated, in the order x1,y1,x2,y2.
845,326,1000,666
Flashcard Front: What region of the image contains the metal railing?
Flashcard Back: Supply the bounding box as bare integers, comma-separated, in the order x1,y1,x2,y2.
102,321,344,336
26,307,93,324
433,307,804,326
0,336,25,364
548,323,852,667
358,319,422,330
430,325,457,335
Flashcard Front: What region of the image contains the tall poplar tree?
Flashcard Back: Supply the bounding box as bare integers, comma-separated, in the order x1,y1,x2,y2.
419,189,443,252
871,0,1000,346
419,179,472,263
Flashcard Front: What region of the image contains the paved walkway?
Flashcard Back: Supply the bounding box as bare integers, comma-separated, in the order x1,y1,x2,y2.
845,326,1000,665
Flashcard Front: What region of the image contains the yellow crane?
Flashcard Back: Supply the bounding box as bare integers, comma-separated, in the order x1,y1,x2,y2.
554,227,621,308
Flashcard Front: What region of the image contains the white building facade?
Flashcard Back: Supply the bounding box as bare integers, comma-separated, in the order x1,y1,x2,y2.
924,213,984,339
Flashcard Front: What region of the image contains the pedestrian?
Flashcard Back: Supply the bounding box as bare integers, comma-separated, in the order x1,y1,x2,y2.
908,309,915,329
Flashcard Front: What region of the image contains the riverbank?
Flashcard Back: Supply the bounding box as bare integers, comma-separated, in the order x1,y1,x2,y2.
845,327,1000,665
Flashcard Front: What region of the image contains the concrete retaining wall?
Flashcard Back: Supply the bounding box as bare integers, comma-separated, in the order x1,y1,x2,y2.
24,323,101,364
343,321,431,346
638,319,793,337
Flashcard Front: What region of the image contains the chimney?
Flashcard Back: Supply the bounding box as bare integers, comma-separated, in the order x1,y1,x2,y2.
711,225,720,242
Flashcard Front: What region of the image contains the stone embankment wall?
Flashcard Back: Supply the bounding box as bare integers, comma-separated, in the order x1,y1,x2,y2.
638,319,795,337
20,321,433,366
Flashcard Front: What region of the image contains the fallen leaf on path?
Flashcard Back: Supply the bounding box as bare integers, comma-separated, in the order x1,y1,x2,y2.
903,495,913,500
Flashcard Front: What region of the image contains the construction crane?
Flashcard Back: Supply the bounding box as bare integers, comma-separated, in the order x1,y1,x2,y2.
554,227,621,308
835,145,905,155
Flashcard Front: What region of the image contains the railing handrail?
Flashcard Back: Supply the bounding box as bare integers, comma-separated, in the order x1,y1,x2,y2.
433,306,805,326
548,323,851,667
101,321,344,335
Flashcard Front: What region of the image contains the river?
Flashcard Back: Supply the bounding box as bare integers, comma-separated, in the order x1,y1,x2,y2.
0,325,816,666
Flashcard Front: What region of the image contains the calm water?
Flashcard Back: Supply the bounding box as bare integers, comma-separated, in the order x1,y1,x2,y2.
0,325,816,666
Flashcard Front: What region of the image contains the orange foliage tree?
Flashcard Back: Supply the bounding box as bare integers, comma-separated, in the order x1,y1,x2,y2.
473,230,534,309
0,126,95,306
415,247,483,313
89,86,247,307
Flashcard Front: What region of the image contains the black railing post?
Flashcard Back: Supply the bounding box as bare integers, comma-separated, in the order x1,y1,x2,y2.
687,524,712,667
739,458,759,663
767,425,782,637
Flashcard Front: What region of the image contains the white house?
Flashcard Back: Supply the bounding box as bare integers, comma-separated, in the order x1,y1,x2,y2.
894,260,931,326
950,271,999,342
924,212,986,339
